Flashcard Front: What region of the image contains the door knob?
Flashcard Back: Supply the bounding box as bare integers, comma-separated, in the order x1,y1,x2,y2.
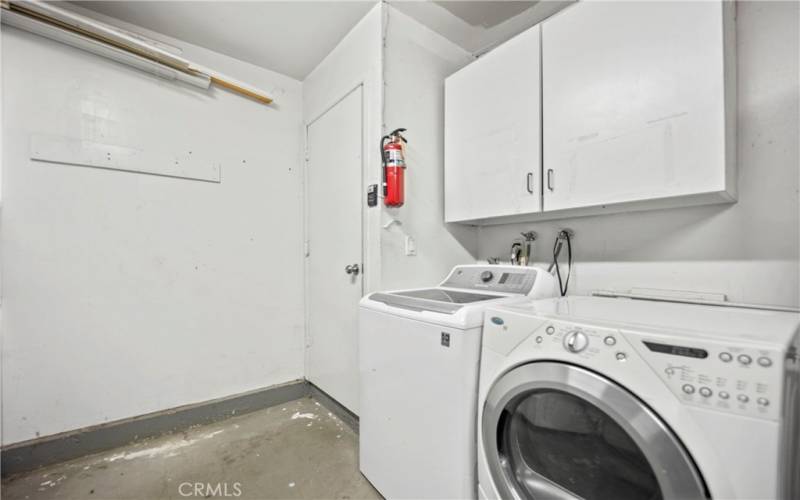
345,263,360,275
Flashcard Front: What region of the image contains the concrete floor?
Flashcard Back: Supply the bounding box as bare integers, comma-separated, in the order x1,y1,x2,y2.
2,397,381,500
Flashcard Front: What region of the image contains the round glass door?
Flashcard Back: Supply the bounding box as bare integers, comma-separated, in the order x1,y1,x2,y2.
482,362,708,500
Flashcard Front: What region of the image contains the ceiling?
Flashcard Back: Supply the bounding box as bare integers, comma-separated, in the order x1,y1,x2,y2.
73,1,572,80
436,1,539,29
73,1,378,80
390,0,574,55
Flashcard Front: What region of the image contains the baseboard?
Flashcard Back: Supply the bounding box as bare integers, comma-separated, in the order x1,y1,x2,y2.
307,382,359,433
1,379,309,477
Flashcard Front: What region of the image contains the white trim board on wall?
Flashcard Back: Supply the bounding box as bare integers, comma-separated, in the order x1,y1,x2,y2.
30,134,221,183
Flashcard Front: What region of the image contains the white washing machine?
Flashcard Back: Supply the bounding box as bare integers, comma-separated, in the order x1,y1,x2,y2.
359,265,558,499
478,296,800,500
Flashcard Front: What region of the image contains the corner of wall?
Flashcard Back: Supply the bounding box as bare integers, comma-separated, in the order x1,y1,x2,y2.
379,5,479,291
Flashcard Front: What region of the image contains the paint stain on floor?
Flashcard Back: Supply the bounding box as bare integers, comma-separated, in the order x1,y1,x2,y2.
2,397,380,500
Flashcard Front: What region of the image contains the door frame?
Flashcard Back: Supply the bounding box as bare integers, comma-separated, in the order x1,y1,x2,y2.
302,81,369,368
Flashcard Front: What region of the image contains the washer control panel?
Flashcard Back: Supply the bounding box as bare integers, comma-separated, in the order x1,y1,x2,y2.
441,266,538,294
625,332,783,421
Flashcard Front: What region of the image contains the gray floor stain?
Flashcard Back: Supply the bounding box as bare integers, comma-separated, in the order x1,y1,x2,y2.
2,397,381,500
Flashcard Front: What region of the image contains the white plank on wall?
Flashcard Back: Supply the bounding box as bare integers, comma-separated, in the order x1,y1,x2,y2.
29,134,221,182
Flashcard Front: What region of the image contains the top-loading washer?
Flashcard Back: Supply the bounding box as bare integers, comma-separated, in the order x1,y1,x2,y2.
478,296,800,500
359,265,558,499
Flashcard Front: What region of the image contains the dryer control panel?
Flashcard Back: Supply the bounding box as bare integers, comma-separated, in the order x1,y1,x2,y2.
498,316,784,421
484,304,792,422
623,331,784,421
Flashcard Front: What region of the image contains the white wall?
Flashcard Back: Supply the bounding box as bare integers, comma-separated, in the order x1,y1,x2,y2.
476,1,800,308
381,6,478,290
1,12,305,444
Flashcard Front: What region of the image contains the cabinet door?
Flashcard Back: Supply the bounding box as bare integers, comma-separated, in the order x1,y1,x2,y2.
445,25,541,223
542,1,731,211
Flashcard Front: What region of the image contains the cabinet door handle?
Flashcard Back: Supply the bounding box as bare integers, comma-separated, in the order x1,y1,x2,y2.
526,172,534,194
547,169,554,191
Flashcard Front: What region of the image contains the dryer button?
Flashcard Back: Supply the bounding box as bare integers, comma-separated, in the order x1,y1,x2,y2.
719,391,730,400
699,387,713,398
604,336,617,346
757,357,773,368
738,354,752,365
719,352,733,362
682,384,695,395
738,394,750,403
757,397,770,407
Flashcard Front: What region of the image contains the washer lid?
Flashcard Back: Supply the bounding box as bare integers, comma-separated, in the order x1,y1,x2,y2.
369,288,503,314
392,288,501,303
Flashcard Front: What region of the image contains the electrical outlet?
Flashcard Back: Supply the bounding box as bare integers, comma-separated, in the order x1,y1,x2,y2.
405,235,417,256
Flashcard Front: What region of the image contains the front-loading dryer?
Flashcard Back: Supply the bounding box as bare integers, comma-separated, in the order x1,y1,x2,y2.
478,297,800,500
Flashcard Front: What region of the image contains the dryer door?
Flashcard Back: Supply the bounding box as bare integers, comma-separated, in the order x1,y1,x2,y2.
482,362,708,500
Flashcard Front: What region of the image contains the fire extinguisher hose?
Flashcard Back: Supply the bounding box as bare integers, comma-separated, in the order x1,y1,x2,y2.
381,135,390,196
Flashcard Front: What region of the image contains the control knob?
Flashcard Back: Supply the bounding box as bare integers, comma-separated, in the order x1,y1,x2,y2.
480,271,494,283
563,331,589,354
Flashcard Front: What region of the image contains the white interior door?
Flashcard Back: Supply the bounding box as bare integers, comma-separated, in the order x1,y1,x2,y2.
305,86,363,413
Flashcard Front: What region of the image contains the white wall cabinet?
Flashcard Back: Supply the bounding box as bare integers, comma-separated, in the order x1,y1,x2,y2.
444,1,736,225
542,1,735,213
444,25,541,223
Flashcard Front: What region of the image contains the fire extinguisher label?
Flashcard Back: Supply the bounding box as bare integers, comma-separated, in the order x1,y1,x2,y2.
386,149,405,167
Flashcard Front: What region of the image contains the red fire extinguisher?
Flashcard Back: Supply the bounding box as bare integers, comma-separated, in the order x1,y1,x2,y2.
381,128,407,207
